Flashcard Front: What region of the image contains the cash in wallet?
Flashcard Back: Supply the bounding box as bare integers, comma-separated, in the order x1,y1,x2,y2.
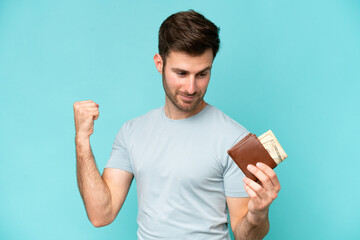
227,130,288,182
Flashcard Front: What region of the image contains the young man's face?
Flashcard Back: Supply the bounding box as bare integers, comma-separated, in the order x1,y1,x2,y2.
155,49,213,114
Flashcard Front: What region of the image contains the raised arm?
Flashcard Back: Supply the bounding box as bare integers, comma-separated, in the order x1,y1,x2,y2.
74,100,133,227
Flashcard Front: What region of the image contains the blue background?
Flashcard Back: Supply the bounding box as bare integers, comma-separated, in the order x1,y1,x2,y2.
1,0,359,239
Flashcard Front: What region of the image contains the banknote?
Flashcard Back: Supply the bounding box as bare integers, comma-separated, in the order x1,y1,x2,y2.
258,130,288,165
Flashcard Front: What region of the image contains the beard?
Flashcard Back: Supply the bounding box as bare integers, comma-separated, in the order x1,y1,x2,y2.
162,72,206,113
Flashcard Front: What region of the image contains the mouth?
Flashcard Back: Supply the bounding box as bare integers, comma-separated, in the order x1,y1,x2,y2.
179,94,197,102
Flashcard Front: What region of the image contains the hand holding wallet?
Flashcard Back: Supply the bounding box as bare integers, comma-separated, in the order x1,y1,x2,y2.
227,130,287,182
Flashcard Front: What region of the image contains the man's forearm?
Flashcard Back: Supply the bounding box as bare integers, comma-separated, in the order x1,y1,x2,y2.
76,136,112,226
233,209,270,240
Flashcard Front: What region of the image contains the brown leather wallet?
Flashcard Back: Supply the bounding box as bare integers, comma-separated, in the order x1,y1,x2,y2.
227,133,277,182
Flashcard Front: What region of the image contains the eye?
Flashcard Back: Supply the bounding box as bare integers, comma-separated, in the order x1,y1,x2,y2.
197,72,208,78
177,72,186,76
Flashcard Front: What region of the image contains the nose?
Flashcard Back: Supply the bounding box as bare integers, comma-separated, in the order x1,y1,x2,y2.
184,75,196,95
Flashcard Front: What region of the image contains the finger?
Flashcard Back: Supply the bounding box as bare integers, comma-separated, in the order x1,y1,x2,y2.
243,176,268,200
77,108,99,120
93,111,100,120
78,103,99,109
244,182,258,199
76,107,98,116
82,100,97,104
244,177,278,208
91,110,99,119
247,164,275,192
82,106,99,111
74,100,99,107
243,182,264,208
74,100,93,106
255,162,281,192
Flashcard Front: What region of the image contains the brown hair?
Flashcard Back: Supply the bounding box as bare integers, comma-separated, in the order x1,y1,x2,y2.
158,9,220,66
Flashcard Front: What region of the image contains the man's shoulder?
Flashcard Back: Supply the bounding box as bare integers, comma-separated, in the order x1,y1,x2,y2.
122,106,162,130
207,105,247,128
205,104,249,142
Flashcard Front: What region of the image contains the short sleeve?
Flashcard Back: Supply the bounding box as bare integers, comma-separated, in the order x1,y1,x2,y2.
104,122,133,174
223,132,250,197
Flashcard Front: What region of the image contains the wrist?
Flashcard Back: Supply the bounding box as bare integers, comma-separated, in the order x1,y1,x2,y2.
75,134,90,144
247,207,269,225
234,207,270,240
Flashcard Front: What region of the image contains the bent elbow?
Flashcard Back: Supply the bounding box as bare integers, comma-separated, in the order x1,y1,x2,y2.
89,216,114,228
91,221,107,228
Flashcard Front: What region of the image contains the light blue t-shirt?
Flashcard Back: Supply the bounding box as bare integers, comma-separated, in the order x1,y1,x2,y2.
105,104,249,240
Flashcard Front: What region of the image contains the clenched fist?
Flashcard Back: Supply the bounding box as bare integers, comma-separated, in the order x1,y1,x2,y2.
73,100,100,139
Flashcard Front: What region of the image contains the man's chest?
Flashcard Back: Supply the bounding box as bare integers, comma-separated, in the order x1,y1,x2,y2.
128,127,224,189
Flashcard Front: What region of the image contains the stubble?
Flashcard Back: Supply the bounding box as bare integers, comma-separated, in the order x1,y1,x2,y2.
162,72,205,113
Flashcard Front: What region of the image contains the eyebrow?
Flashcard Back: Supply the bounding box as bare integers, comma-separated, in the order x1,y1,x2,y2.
171,66,212,74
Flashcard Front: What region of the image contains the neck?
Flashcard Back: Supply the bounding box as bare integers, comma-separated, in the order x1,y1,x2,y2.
164,99,207,120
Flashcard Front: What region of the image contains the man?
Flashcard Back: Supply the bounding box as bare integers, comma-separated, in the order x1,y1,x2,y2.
73,10,280,240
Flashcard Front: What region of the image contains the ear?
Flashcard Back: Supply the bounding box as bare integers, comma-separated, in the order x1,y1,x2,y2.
154,53,163,74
